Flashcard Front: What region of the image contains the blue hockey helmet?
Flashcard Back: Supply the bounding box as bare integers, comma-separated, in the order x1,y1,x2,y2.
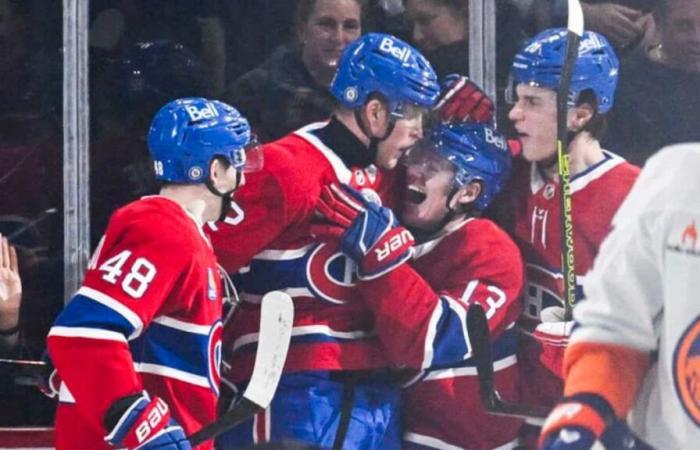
411,122,512,211
147,97,262,183
510,28,619,113
330,33,440,116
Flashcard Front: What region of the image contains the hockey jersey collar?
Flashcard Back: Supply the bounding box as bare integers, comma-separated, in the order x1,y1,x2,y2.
529,150,626,195
140,195,213,248
413,217,474,259
306,116,374,169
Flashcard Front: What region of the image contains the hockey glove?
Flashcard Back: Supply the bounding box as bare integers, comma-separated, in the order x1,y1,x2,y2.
313,183,414,280
434,74,495,124
533,306,574,378
104,392,192,450
539,394,653,450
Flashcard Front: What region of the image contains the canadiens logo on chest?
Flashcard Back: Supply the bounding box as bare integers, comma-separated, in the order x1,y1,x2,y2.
207,320,223,396
306,243,358,304
673,316,700,426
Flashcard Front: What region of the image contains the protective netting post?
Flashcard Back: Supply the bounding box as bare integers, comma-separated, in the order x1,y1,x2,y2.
63,0,90,302
469,0,497,111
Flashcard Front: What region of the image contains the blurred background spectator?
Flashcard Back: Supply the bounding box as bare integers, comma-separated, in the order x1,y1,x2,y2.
604,0,700,166
0,234,60,426
223,0,365,142
403,0,526,82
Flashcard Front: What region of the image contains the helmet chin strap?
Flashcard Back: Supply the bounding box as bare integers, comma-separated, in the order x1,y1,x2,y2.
354,105,397,164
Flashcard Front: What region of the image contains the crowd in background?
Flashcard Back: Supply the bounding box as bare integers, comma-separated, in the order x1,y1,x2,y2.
1,0,699,432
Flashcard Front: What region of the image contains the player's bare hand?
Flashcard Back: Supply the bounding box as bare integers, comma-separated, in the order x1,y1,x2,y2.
0,234,22,331
582,3,645,49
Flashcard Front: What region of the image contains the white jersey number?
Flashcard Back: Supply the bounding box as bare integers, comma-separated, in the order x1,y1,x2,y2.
98,250,157,298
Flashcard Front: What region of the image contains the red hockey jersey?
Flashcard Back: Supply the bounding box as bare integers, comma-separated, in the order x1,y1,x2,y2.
207,122,401,384
356,218,525,449
47,196,222,450
507,151,640,407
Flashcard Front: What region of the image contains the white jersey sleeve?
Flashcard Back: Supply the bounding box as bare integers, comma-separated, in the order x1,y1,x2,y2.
570,143,700,449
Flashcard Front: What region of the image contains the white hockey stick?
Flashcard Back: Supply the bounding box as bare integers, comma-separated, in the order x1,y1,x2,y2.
188,290,294,446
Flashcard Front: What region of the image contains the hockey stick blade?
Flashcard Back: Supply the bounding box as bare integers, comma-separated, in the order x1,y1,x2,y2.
467,304,549,420
567,0,584,37
188,291,294,446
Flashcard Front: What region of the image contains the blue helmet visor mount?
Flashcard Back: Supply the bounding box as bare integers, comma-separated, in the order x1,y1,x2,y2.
229,136,264,173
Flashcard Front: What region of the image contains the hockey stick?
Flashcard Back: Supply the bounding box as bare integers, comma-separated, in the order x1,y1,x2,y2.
188,290,294,446
0,357,51,386
467,303,550,420
467,304,657,449
558,0,584,320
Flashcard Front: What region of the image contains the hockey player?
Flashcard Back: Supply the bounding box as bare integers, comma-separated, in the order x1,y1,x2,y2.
209,32,439,449
46,98,261,450
499,28,641,427
314,121,525,449
538,144,700,449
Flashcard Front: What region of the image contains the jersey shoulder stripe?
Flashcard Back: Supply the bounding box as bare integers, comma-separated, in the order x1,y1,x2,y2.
51,292,140,339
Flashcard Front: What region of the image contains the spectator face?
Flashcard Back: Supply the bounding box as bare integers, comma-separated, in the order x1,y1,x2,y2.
375,106,424,169
298,0,362,81
658,0,700,73
405,0,468,52
507,84,558,163
401,147,456,230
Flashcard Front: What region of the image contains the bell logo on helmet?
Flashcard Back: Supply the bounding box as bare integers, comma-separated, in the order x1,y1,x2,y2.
185,102,219,122
379,37,410,63
484,128,507,150
188,166,204,180
344,87,358,102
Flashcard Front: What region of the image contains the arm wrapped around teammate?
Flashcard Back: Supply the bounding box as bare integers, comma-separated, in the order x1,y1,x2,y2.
313,183,414,280
434,74,495,124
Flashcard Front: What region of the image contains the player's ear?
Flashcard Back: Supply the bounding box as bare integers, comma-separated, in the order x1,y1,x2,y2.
209,157,229,182
567,102,595,132
364,98,389,136
452,181,482,210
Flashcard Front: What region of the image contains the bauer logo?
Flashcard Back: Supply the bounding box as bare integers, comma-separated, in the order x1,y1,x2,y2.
672,316,700,426
185,102,219,122
379,37,410,63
